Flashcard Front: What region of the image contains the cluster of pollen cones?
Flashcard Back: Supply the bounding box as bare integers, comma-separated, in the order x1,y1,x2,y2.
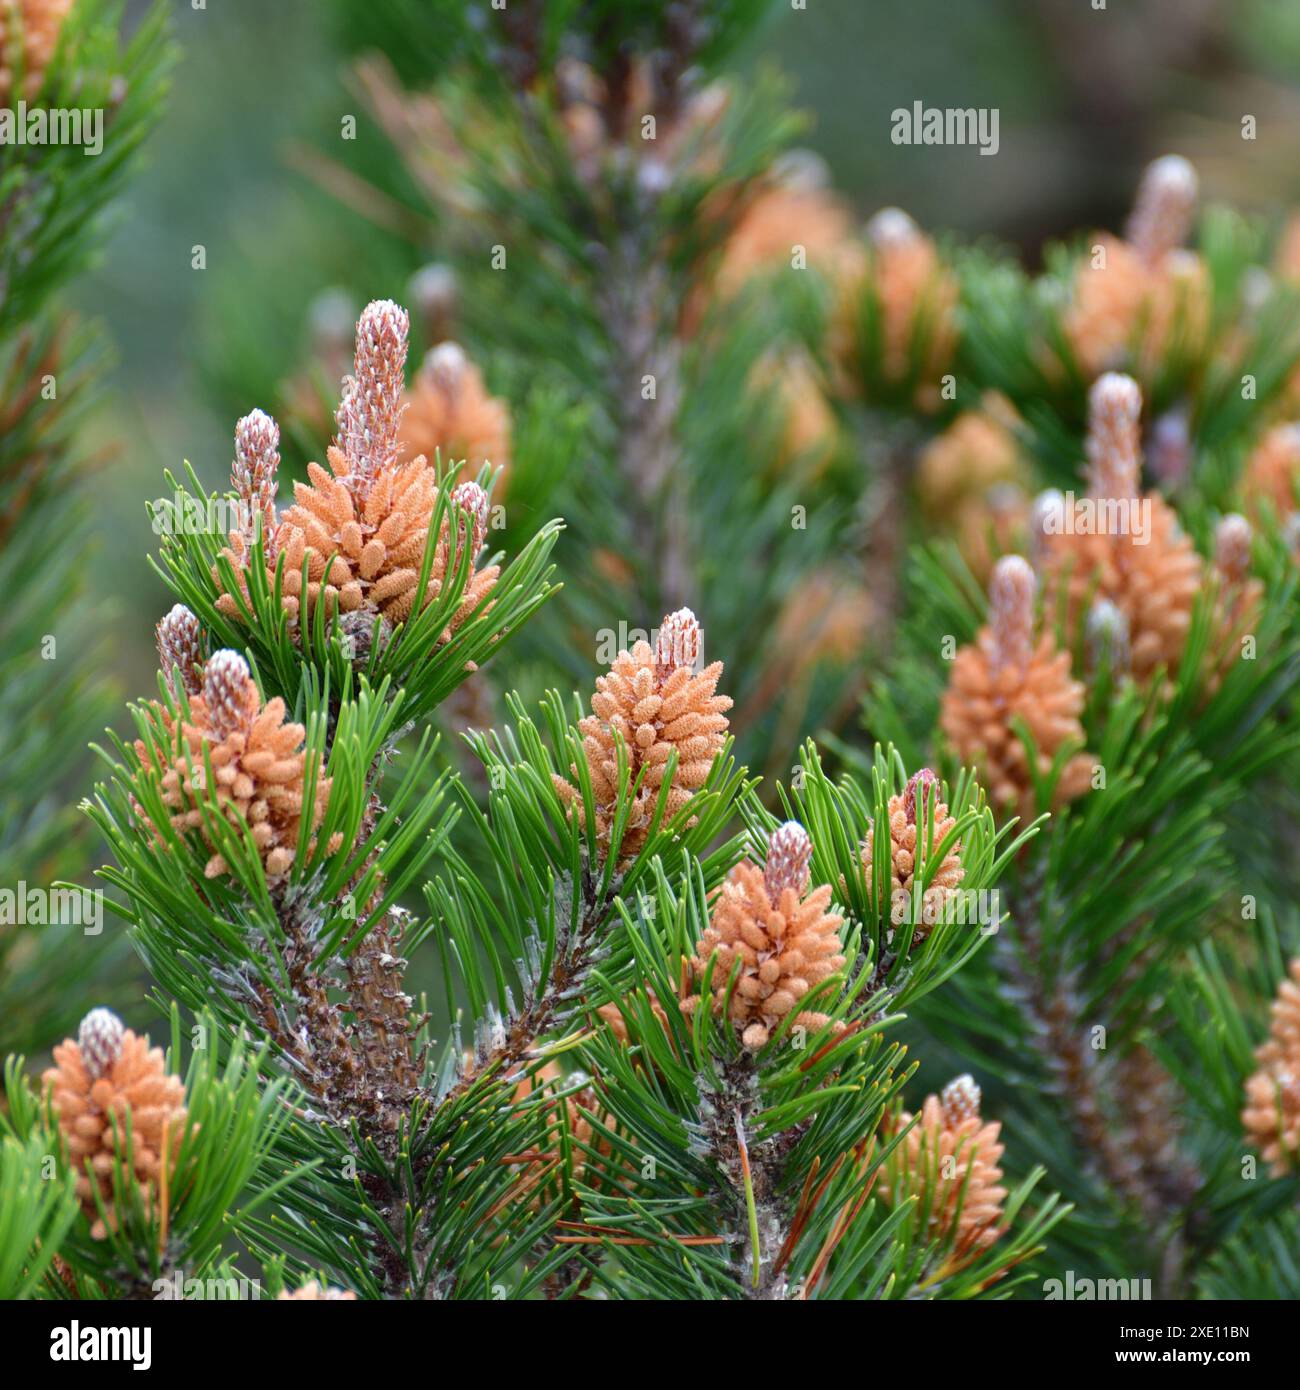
1035,372,1202,689
941,369,1261,823
42,1009,189,1240
140,630,341,882
941,554,1093,824
1064,155,1207,379
1242,958,1300,1177
880,1074,1008,1263
858,767,965,940
513,1061,606,1204
691,821,846,1049
593,821,850,1054
214,298,499,644
400,339,512,495
553,608,732,865
841,206,959,410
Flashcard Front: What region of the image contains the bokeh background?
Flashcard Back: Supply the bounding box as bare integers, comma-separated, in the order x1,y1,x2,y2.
72,0,1300,699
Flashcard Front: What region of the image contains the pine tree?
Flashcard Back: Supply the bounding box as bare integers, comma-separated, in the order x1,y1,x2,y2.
5,0,1300,1309
12,287,1065,1299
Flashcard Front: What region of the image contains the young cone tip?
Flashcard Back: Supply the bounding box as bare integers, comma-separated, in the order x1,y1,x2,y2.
451,479,490,555
336,298,411,480
78,1008,126,1080
1215,513,1253,582
1126,154,1198,261
903,767,940,826
356,297,410,355
1030,487,1065,551
1086,371,1143,499
44,1007,189,1240
866,206,920,249
232,409,281,544
411,262,457,321
989,554,1036,670
655,607,702,678
234,408,281,479
1089,371,1142,428
202,649,254,741
156,603,204,696
941,1073,981,1127
1086,596,1131,672
423,340,468,393
764,821,813,902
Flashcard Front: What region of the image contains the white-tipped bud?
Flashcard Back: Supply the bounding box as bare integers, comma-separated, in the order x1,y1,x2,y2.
941,1073,981,1128
989,555,1036,673
1089,372,1142,428
1030,487,1066,565
1086,597,1131,676
234,408,280,481
903,767,940,827
764,821,813,903
357,298,409,347
336,299,411,486
1147,407,1190,488
78,1008,125,1081
654,607,701,679
866,206,919,249
1126,154,1198,264
637,160,673,199
450,479,489,557
1087,372,1143,499
1215,513,1253,585
1147,154,1198,198
233,408,281,545
986,482,1023,519
156,603,204,697
771,148,832,194
423,340,468,396
202,649,253,741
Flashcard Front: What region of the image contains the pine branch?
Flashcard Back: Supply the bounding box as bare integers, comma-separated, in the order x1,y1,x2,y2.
0,0,174,335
